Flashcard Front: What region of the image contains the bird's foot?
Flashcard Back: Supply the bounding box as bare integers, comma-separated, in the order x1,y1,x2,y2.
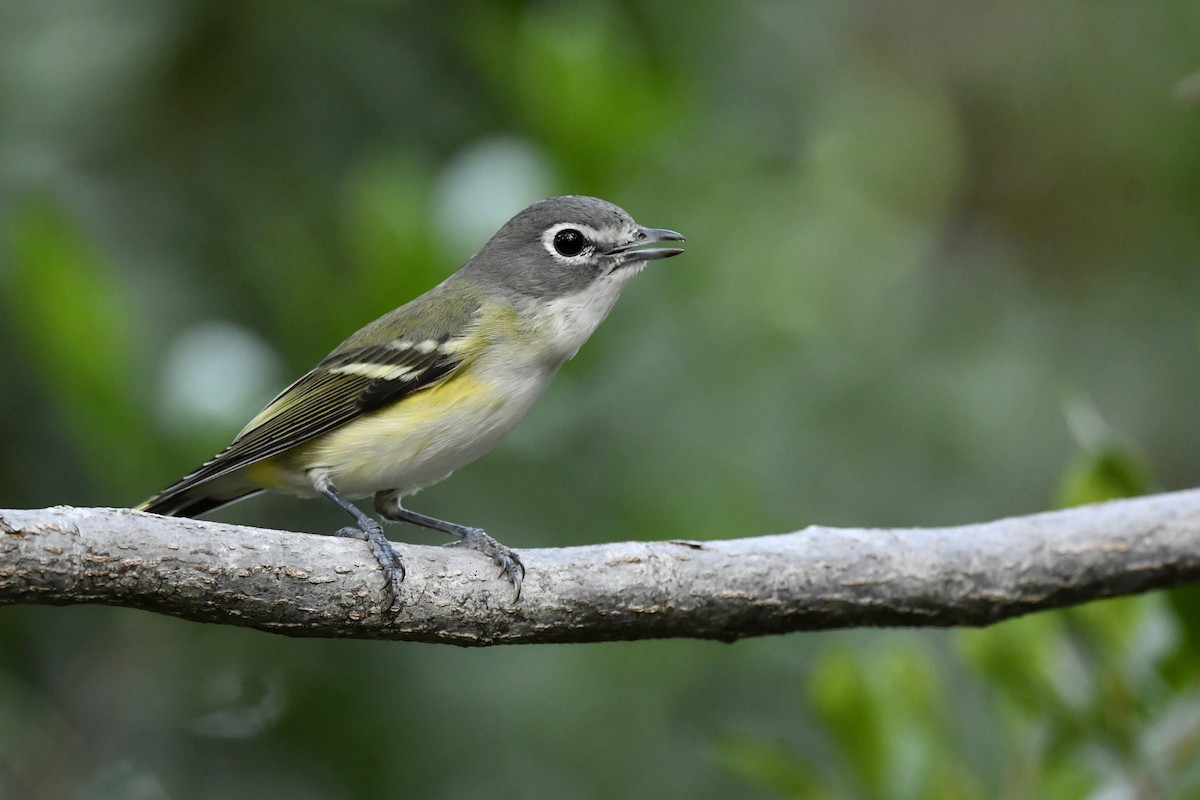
444,527,525,602
335,523,404,618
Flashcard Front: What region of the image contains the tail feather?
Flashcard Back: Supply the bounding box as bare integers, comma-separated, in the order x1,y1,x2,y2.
137,475,262,519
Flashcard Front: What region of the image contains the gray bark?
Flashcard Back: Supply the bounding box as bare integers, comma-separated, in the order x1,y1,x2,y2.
2,491,1199,645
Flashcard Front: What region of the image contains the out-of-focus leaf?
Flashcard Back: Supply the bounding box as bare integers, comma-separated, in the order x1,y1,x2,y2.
460,2,685,184
807,648,884,793
73,761,170,800
1055,445,1150,509
0,667,73,798
4,201,165,497
805,643,974,799
960,615,1063,716
713,735,829,799
1034,762,1096,800
339,150,441,303
1067,594,1177,675
1165,586,1200,681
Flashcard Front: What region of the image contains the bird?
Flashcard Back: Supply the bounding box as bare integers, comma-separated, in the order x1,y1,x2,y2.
137,195,685,615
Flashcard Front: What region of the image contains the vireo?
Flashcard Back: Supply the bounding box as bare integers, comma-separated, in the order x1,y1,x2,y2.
138,195,685,614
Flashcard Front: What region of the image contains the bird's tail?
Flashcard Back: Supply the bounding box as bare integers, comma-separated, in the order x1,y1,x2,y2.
136,473,262,519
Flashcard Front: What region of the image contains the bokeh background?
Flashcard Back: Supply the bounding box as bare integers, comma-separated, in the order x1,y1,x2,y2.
3,2,1200,798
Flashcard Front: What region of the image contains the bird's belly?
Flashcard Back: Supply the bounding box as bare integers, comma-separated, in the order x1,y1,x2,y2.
287,369,552,499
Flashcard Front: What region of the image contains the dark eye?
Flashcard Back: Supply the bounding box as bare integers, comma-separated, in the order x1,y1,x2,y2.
552,228,587,257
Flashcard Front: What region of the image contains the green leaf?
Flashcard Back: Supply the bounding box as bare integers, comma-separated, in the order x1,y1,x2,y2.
1055,445,1150,509
713,734,829,799
5,201,164,496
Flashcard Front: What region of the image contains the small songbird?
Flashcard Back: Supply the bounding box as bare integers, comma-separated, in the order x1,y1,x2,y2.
138,195,685,613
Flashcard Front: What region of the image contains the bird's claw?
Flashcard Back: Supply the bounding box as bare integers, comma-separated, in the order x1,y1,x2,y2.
451,526,524,603
333,523,404,620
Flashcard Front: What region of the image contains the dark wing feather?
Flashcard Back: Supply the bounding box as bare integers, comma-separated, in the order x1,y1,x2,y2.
139,288,482,514
242,336,461,455
322,334,455,413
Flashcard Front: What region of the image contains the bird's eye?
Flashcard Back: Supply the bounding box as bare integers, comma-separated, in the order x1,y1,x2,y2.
552,228,587,257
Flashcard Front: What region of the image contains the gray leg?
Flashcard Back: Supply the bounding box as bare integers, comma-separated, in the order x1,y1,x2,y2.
374,491,524,601
310,471,403,617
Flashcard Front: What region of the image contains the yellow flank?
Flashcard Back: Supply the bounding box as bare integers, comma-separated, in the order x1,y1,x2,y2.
243,458,299,492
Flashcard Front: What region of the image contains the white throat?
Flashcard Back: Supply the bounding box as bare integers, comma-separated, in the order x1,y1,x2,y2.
520,269,639,366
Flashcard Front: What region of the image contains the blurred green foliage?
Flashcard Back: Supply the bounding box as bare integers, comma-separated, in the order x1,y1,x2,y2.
2,1,1200,798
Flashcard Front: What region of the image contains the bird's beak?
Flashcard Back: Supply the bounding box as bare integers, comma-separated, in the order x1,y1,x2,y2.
616,227,686,261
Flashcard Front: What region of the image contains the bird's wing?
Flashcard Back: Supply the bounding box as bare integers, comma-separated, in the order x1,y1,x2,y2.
139,288,482,510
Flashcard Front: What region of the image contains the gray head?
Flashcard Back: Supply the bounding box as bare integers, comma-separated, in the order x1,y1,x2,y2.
460,195,685,298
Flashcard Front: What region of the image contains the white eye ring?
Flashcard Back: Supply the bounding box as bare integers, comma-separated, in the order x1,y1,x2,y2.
542,222,600,261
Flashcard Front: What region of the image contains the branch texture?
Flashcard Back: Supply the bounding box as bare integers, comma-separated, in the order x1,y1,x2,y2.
2,492,1199,645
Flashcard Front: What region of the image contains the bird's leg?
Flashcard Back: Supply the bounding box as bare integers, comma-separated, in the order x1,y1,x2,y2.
374,491,524,602
310,471,403,617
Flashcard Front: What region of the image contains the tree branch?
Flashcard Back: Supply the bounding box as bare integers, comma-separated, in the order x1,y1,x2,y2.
2,491,1199,645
